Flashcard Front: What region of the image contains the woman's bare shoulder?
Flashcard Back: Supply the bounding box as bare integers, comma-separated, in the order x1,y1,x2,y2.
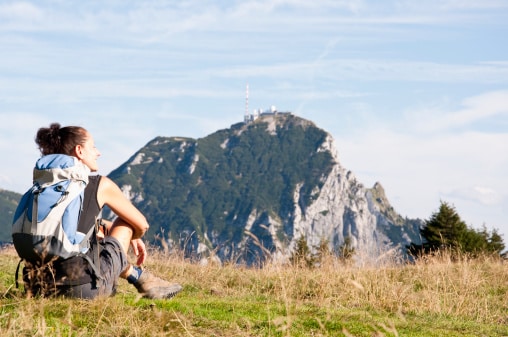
98,176,120,189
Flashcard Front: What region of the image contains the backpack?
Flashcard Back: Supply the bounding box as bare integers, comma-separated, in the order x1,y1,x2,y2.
12,154,102,289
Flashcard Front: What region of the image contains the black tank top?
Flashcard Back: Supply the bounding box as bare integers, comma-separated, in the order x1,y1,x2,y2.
77,175,102,233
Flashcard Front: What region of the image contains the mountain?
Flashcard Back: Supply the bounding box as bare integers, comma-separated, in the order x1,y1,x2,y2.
107,113,422,264
0,189,22,243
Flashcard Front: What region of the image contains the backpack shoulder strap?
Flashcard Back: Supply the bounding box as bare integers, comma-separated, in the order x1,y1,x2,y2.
77,175,101,234
14,259,23,289
77,217,103,281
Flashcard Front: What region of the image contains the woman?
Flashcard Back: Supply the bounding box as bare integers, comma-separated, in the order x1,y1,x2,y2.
24,122,181,299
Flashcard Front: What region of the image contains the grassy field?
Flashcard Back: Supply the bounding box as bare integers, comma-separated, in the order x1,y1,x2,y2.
0,246,507,337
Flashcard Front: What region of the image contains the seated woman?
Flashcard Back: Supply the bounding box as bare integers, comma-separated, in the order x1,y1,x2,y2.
20,122,181,299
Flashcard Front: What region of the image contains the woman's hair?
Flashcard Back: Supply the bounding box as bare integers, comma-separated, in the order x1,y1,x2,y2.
35,123,88,156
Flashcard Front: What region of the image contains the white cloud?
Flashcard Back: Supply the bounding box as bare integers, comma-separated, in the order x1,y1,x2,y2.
0,2,44,21
0,0,503,39
429,0,508,10
444,186,502,206
406,90,508,133
333,87,508,224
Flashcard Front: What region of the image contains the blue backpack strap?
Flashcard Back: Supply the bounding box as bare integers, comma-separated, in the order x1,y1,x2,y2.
30,187,42,235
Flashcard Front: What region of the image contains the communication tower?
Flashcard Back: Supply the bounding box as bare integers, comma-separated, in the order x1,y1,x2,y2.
244,83,249,123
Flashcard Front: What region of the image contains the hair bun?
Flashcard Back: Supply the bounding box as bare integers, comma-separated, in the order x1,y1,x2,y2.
48,123,62,146
49,123,61,134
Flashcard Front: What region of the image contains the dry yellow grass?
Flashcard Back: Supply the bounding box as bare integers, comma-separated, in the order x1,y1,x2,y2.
175,250,508,322
1,246,507,336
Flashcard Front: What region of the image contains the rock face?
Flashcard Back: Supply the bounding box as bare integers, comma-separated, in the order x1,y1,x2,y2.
291,139,381,258
107,113,422,264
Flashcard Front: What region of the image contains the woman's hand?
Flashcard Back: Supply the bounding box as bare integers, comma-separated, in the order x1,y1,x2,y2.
96,219,112,240
130,238,147,266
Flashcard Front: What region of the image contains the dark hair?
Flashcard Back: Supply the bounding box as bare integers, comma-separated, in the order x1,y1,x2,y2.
35,123,88,156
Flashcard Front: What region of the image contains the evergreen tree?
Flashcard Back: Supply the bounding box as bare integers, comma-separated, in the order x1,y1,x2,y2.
338,236,355,261
486,228,505,255
420,201,468,251
409,201,506,257
290,235,315,268
315,237,331,265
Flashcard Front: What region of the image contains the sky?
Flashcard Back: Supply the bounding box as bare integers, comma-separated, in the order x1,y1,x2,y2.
0,0,507,240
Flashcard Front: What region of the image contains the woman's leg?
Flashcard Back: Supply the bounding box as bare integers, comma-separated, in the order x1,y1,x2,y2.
107,217,182,299
108,217,135,278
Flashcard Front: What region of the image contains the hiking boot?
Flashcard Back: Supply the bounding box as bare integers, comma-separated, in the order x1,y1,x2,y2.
133,270,182,299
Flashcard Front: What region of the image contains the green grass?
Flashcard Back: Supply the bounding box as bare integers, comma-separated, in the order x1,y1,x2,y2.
1,248,507,336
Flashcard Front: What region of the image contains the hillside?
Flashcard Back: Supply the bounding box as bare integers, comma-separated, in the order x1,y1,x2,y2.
0,189,21,243
107,113,422,264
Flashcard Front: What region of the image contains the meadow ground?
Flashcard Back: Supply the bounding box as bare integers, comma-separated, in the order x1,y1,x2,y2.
0,246,507,336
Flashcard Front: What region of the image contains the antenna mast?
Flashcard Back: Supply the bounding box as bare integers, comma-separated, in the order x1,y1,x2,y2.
244,83,249,123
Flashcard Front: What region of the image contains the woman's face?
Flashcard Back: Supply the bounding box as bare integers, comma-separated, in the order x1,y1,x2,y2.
75,131,101,172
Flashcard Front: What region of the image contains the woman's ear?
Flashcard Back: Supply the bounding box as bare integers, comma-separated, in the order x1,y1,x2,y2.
74,144,85,160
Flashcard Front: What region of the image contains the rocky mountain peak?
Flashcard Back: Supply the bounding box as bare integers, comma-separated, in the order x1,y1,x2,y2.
107,114,422,264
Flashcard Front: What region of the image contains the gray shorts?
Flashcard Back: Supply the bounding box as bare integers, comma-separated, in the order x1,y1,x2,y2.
59,236,129,299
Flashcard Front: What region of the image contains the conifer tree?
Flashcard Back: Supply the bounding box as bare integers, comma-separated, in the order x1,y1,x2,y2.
420,201,467,250
338,236,355,261
315,238,331,265
409,201,506,257
290,235,315,268
486,228,505,255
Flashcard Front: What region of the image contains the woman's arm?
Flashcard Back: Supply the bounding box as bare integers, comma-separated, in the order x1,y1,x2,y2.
97,176,149,239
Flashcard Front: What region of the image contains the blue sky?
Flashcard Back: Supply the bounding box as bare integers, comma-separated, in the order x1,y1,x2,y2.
1,0,507,240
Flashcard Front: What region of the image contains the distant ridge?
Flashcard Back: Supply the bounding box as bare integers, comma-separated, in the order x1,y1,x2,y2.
0,189,22,243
